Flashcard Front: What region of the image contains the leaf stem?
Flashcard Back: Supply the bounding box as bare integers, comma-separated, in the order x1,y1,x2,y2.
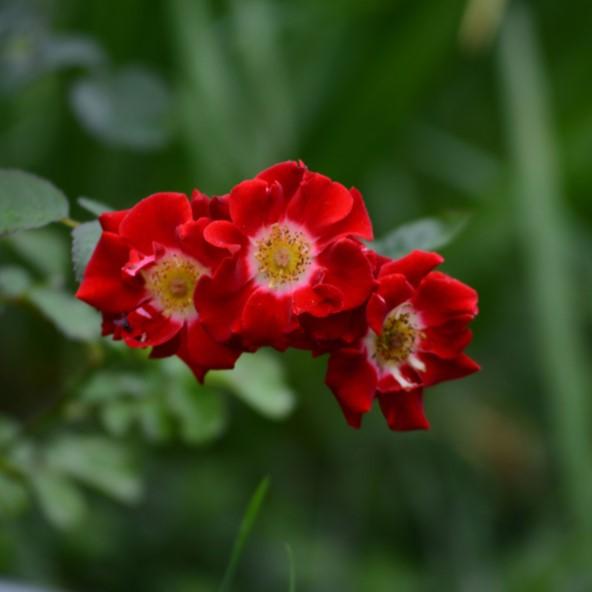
60,217,80,228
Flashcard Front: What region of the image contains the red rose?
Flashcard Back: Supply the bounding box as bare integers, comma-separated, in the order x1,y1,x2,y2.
325,250,479,431
195,161,375,350
76,192,239,381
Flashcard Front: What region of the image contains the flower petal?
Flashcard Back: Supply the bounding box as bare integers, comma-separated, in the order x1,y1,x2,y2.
256,160,307,199
240,289,295,349
177,321,241,382
292,283,343,318
379,250,444,286
122,305,183,348
317,238,374,310
413,271,478,326
421,352,480,386
318,187,373,244
287,172,353,236
378,390,429,431
177,218,229,270
99,210,128,233
194,257,252,342
203,220,247,254
421,318,474,359
326,350,377,428
76,232,144,313
119,192,192,253
376,273,414,311
229,179,284,235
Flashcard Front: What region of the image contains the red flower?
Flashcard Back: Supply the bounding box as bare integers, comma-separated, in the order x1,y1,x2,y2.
76,192,239,381
195,161,375,350
325,250,479,431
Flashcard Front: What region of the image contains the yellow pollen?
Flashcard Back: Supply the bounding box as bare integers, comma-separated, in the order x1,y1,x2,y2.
254,224,312,289
374,311,419,366
142,251,204,319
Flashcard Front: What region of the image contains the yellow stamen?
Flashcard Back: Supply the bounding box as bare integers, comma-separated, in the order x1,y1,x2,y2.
374,309,420,366
253,224,312,289
142,251,204,319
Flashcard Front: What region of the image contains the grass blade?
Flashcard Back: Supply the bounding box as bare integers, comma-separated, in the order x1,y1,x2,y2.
219,476,271,592
498,5,592,538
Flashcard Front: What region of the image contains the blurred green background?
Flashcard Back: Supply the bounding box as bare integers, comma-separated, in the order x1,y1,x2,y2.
1,0,592,590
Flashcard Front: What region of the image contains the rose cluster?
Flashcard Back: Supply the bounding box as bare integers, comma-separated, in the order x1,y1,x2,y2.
77,161,479,431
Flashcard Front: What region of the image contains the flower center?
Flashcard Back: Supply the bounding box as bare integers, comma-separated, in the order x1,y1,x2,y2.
374,308,419,366
142,251,204,320
253,224,313,290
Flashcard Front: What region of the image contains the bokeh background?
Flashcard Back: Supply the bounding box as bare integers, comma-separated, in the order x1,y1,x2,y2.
1,0,592,590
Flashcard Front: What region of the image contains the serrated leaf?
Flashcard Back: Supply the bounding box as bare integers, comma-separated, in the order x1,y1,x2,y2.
28,286,100,341
0,170,69,236
211,350,295,419
46,436,141,504
71,220,101,282
372,215,470,260
0,266,32,298
69,67,172,150
30,471,86,529
77,196,112,216
5,227,69,278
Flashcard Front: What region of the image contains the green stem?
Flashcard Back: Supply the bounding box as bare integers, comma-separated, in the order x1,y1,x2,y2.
498,4,592,539
60,217,80,229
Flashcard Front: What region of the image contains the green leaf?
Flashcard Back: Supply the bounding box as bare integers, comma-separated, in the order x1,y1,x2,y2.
71,220,101,282
168,385,226,445
0,266,32,298
100,400,137,437
46,436,141,504
0,170,69,236
69,67,172,150
30,470,87,529
28,286,101,341
77,196,112,216
0,472,29,518
0,415,19,446
138,397,173,443
210,351,295,420
372,214,470,260
80,371,147,404
219,476,270,592
5,227,69,279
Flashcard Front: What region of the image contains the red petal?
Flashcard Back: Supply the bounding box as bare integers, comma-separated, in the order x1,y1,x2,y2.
325,351,377,427
240,289,295,349
413,272,478,326
122,305,183,348
376,273,415,311
256,160,307,198
177,321,241,382
421,353,480,386
203,220,247,254
292,283,343,318
378,390,429,431
379,251,444,286
194,257,252,342
150,329,183,359
318,187,373,245
317,238,374,310
119,192,192,253
300,308,367,350
190,189,211,219
76,232,144,313
286,172,353,236
176,218,228,270
229,179,284,235
421,318,474,359
99,210,128,233
366,294,387,334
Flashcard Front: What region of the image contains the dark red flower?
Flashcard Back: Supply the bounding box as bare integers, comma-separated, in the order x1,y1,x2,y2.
325,250,479,431
76,192,239,381
195,161,375,350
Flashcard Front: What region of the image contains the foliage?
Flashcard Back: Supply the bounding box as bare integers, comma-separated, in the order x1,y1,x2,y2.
1,0,591,590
